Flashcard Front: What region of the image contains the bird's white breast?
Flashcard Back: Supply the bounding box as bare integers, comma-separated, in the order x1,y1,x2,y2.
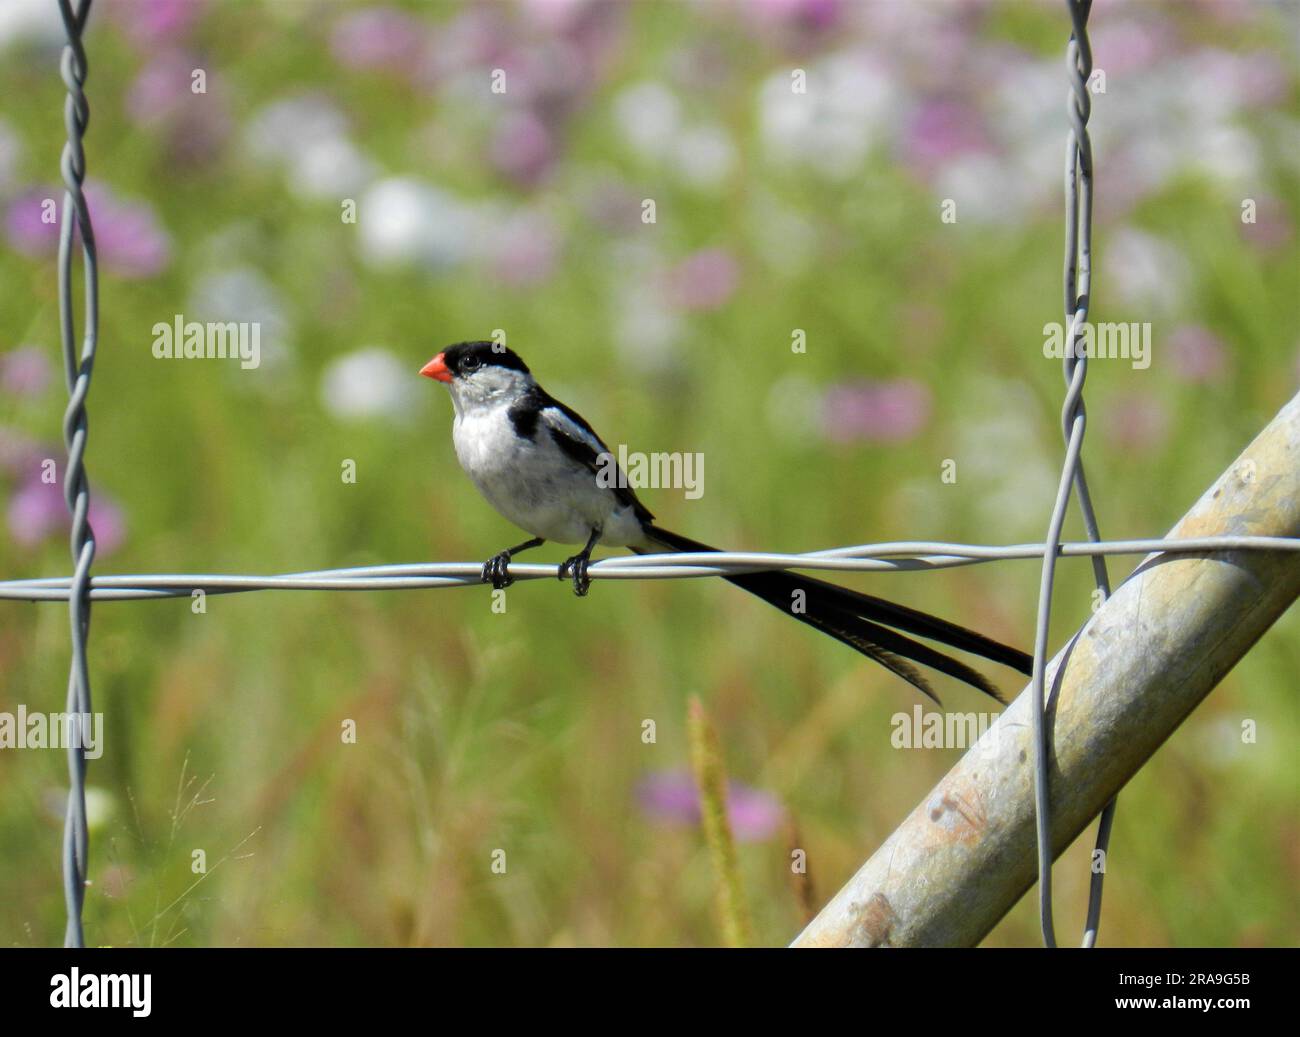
451,403,643,546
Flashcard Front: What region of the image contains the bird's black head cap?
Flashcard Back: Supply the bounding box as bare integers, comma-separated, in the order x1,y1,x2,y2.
441,341,530,378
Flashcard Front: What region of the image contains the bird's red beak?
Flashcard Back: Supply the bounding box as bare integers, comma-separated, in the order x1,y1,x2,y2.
420,352,452,383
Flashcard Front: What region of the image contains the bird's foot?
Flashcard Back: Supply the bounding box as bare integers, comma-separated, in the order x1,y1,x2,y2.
481,551,515,590
558,553,592,597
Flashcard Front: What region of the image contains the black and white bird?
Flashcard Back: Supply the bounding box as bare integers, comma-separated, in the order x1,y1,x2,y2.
421,341,1032,703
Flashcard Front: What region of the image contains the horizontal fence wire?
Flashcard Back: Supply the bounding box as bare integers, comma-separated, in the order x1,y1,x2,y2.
2,537,1296,601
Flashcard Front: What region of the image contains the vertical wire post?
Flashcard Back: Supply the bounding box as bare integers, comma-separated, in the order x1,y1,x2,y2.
55,0,98,949
1029,0,1115,948
1061,0,1118,949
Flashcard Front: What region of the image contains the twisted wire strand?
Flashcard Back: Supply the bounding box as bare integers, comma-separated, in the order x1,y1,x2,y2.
1063,0,1119,952
55,0,97,950
1030,0,1112,949
1062,0,1118,950
0,536,1293,602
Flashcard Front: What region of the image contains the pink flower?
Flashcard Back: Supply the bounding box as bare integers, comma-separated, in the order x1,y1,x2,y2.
1105,392,1170,453
901,98,990,179
127,49,194,125
1196,0,1253,25
822,379,932,443
7,472,125,555
6,183,170,278
5,189,59,257
664,249,740,312
0,427,42,476
1089,18,1165,76
89,185,172,279
1239,196,1293,253
1195,48,1289,110
104,0,206,47
1167,325,1228,384
518,0,592,32
7,478,64,547
413,7,510,88
744,0,843,34
329,7,427,71
578,175,642,233
126,49,231,166
487,210,561,286
636,769,785,843
1,346,52,397
489,110,556,189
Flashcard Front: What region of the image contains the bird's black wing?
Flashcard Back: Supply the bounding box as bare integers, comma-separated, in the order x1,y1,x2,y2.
518,387,655,524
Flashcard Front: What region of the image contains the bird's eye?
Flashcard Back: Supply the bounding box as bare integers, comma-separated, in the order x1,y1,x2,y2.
462,355,480,372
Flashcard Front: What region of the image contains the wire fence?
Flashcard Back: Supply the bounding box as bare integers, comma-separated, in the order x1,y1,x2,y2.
52,0,97,951
1033,0,1113,949
3,536,1298,601
11,0,1297,949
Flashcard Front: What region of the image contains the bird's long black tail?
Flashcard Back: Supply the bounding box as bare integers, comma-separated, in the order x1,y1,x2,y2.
636,525,1032,704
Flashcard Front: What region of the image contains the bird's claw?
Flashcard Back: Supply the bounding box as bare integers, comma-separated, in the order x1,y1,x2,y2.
558,554,591,597
481,551,515,590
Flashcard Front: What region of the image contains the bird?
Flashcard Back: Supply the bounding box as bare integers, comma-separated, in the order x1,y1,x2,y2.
420,340,1033,703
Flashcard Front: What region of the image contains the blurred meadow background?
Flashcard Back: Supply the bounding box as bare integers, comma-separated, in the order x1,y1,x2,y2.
1,0,1297,947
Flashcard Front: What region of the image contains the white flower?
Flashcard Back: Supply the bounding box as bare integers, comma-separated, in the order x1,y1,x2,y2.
765,373,822,442
357,178,478,269
320,347,421,422
245,95,351,164
613,82,735,189
612,289,684,368
933,152,1027,227
1104,227,1192,316
612,81,682,160
950,377,1059,539
244,94,376,199
291,134,375,200
0,0,62,52
758,52,896,179
605,241,685,367
188,266,292,373
674,123,736,188
1190,123,1260,186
